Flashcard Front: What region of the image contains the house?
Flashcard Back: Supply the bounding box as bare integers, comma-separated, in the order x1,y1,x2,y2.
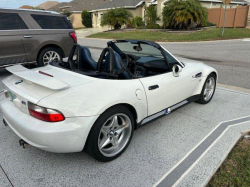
50,0,249,28
49,0,108,28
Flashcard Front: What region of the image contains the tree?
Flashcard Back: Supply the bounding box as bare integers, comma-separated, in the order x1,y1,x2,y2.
162,0,208,30
145,5,160,28
81,10,92,28
62,10,72,18
101,8,133,29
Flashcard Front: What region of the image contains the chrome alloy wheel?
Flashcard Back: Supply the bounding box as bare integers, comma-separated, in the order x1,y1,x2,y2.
98,114,132,157
43,51,60,65
204,77,215,101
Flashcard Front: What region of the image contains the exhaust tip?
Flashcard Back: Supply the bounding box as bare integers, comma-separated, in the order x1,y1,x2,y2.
3,119,8,126
19,139,29,149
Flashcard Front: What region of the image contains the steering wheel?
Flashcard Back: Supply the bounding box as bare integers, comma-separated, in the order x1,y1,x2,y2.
120,53,129,69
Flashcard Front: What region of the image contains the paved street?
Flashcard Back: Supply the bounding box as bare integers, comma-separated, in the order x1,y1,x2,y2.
78,38,250,89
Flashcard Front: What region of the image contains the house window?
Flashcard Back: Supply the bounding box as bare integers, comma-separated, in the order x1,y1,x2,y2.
0,12,28,30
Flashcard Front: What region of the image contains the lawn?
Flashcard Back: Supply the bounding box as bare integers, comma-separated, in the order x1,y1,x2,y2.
208,137,250,187
87,28,250,42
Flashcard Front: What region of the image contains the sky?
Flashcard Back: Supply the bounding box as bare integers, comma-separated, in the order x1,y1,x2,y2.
0,0,71,9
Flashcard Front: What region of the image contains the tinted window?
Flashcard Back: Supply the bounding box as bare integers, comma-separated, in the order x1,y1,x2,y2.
0,12,28,30
31,14,73,29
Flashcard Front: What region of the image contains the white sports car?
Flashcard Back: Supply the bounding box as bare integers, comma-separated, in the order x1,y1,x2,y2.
0,40,217,162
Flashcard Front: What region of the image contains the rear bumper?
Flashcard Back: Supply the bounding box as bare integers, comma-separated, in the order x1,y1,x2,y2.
0,100,99,153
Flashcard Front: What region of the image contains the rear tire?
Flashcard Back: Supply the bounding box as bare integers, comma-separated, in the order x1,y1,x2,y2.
196,73,216,104
37,47,62,67
86,105,134,162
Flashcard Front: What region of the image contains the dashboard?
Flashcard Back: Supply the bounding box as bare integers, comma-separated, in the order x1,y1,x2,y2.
124,54,170,78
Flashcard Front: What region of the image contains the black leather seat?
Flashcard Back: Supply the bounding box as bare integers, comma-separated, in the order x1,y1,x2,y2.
105,52,130,79
81,46,98,70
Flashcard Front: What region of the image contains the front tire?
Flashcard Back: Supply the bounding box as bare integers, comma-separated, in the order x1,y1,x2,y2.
196,73,216,104
86,106,134,162
37,47,62,67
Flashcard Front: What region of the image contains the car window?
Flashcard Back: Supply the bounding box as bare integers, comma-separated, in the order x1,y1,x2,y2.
0,12,28,30
115,42,163,58
163,50,179,70
31,14,73,29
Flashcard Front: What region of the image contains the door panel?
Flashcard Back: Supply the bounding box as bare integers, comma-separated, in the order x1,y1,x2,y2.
0,31,27,66
139,69,193,116
0,12,28,66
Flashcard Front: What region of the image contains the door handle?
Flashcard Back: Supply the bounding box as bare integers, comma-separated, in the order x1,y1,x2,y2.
24,36,33,38
192,72,202,78
149,85,159,90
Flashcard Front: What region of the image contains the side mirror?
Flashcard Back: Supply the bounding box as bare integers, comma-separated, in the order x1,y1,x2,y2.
172,64,182,77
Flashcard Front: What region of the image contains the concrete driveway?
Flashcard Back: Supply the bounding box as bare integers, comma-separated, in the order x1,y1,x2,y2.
1,82,250,187
76,28,109,38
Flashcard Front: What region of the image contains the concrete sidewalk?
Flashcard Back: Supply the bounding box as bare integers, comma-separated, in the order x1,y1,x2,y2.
75,27,109,38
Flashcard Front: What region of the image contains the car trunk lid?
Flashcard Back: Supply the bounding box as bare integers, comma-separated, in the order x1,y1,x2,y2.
3,65,94,115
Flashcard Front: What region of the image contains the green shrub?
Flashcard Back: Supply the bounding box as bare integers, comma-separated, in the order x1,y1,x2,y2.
101,8,133,29
81,10,92,28
203,21,216,27
147,23,161,29
62,10,72,18
145,5,160,27
162,0,208,29
132,16,145,28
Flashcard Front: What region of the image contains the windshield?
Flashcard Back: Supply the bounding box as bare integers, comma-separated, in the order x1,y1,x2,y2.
115,42,163,58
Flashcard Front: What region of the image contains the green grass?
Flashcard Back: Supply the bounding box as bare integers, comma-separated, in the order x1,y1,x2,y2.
87,28,250,42
208,137,250,187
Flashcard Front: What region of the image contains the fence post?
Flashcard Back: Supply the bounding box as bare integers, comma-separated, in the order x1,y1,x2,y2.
233,6,238,28
245,5,250,28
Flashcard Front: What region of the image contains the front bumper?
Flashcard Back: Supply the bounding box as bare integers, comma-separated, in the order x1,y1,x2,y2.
0,99,99,153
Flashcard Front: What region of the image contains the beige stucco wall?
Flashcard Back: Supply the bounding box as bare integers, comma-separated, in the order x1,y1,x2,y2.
70,13,85,28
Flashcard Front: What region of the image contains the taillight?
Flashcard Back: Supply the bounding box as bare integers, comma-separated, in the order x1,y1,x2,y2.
69,32,77,43
28,102,65,122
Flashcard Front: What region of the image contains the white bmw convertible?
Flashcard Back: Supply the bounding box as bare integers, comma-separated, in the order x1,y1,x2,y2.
0,40,217,162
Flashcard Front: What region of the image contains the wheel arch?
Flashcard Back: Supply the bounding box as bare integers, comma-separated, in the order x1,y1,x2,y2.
37,44,65,62
83,103,139,151
101,103,138,130
211,71,218,81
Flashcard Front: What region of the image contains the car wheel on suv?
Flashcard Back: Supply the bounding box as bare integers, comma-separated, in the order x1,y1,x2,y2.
37,47,63,66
